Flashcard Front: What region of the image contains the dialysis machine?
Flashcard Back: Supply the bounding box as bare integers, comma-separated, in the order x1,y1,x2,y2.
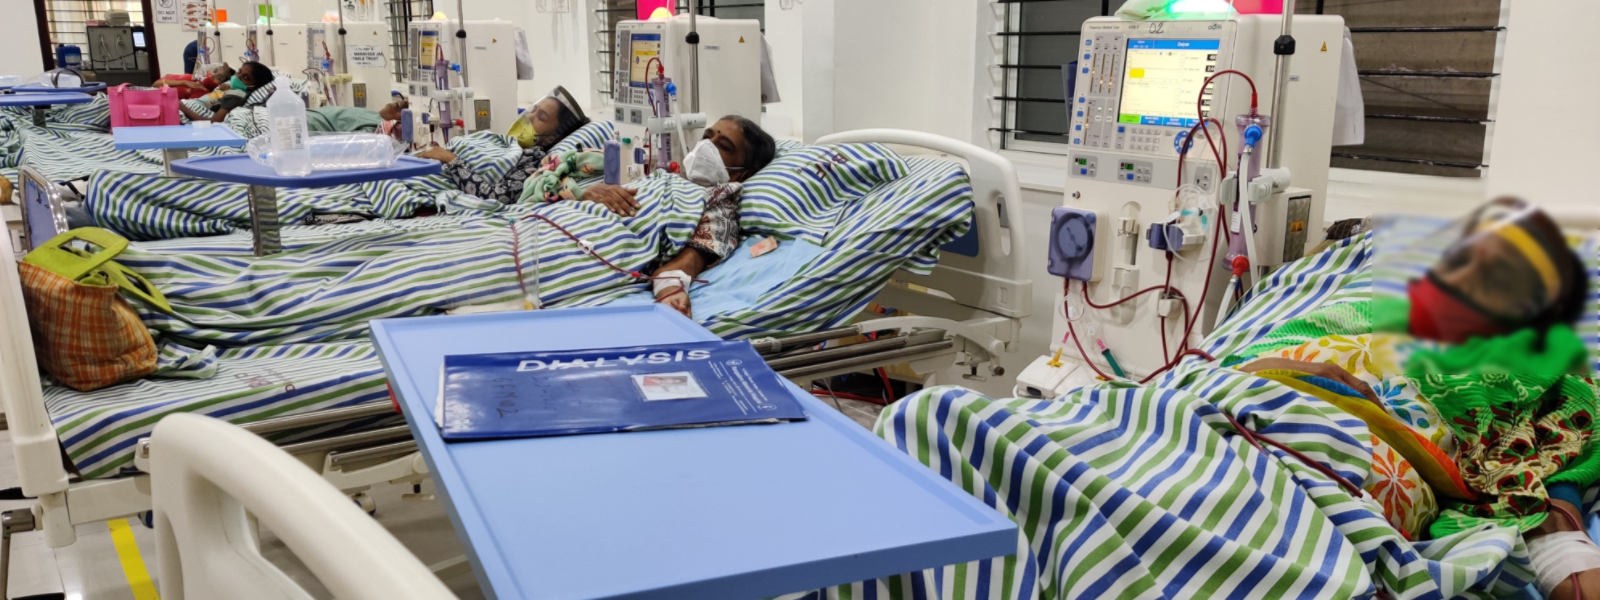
612,15,761,166
1047,14,1344,379
243,23,272,65
267,23,308,72
305,21,390,109
404,19,519,144
199,23,248,71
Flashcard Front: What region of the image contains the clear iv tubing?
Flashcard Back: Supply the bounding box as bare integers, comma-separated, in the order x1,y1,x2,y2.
1070,71,1257,382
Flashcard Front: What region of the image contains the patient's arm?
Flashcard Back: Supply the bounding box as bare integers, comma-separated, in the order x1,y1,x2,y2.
653,184,741,318
654,248,708,317
177,103,209,123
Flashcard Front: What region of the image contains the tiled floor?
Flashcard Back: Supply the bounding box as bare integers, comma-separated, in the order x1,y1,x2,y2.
0,397,888,599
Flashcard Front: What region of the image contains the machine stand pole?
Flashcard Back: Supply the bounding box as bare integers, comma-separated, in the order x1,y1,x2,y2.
1266,0,1295,169
31,107,47,128
687,2,700,113
162,148,189,178
335,0,347,74
248,184,283,256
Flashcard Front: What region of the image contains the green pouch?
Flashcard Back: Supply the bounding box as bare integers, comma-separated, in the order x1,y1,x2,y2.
21,228,174,314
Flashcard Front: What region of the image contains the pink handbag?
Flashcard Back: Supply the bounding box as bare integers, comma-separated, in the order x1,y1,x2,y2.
108,84,180,129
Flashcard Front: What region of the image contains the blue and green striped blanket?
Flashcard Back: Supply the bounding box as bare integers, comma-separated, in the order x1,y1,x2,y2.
799,233,1581,600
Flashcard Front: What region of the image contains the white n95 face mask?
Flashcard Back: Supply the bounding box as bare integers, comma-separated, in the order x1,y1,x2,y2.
682,139,730,187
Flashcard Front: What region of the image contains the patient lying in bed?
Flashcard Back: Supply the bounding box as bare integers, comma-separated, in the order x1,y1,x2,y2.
419,89,779,318
583,116,777,317
1230,197,1596,599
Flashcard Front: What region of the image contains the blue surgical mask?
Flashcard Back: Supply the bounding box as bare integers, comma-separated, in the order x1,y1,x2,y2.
229,75,246,90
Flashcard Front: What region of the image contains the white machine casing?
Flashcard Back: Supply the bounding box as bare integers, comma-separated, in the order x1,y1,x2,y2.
308,21,390,109
406,19,519,138
1052,15,1344,378
611,15,761,163
266,23,308,73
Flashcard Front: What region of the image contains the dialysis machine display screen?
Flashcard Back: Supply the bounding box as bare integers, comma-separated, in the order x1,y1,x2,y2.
1117,39,1220,129
628,33,661,88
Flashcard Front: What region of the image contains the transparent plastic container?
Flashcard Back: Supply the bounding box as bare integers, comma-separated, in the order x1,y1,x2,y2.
248,133,405,172
266,85,312,177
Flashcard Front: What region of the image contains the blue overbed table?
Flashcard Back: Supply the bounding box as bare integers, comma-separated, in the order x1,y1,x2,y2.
371,305,1018,600
169,154,440,256
12,82,108,94
114,124,247,176
0,92,92,128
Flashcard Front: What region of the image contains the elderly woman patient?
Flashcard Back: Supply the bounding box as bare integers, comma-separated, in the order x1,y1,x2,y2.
418,87,778,318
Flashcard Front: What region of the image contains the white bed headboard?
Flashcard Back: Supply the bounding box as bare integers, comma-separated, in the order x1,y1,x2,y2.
815,129,1032,320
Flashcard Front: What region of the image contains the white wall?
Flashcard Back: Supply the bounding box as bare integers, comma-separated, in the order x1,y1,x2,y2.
799,0,833,142
1484,0,1600,208
761,0,804,138
826,0,979,142
2,0,46,79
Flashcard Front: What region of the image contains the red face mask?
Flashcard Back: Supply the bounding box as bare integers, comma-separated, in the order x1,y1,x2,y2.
1407,275,1514,344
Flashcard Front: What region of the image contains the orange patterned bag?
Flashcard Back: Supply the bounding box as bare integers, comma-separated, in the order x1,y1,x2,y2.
18,262,157,391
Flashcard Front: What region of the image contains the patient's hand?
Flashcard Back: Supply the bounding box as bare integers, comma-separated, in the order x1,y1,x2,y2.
1239,358,1381,406
416,146,456,164
584,183,639,217
657,288,691,318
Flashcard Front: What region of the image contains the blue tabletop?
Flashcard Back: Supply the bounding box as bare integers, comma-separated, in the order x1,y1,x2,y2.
13,82,107,94
169,155,441,188
371,305,1017,600
0,92,93,107
114,125,247,150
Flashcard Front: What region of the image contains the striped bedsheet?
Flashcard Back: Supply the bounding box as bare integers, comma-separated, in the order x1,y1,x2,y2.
43,141,975,479
46,342,397,480
794,234,1540,600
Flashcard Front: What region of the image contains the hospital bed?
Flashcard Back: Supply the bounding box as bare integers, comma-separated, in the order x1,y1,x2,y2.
0,127,1031,585
149,413,454,600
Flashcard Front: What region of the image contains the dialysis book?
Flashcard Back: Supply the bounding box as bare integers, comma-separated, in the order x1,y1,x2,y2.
437,340,808,440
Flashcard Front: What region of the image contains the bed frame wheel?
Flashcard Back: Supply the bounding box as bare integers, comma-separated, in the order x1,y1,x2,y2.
352,492,377,516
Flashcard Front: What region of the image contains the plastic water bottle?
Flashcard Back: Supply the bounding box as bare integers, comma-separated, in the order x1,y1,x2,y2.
603,140,621,185
266,84,312,176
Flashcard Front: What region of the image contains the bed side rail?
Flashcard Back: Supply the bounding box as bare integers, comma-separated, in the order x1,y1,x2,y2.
815,128,1032,320
150,414,453,600
0,225,71,501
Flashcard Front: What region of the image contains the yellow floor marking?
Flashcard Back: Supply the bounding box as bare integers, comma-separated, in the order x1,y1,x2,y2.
108,518,161,600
